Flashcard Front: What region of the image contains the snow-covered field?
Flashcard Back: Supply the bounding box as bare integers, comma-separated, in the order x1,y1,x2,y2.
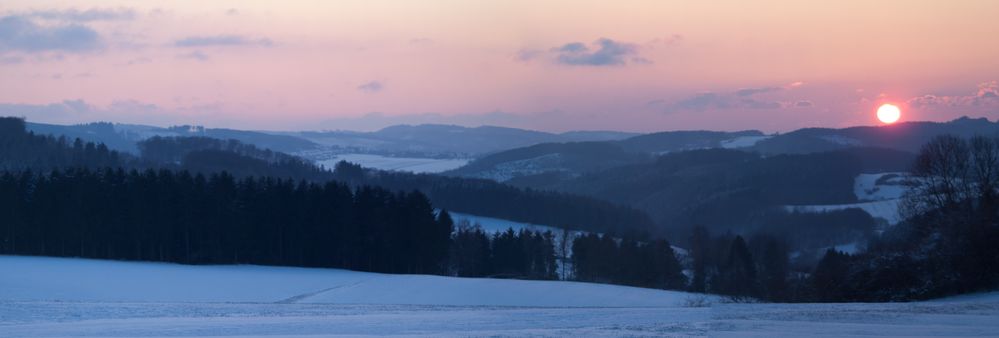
317,154,470,173
450,212,566,235
3,256,999,337
786,172,911,225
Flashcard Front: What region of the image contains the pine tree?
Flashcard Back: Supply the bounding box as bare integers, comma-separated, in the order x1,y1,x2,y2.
811,249,851,301
719,236,757,298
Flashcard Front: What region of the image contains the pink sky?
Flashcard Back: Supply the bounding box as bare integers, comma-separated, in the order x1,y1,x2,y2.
1,0,998,132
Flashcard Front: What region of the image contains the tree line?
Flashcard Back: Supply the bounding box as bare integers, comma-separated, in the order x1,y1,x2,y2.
686,227,793,301
0,168,453,274
682,134,999,302
448,221,558,280
1,116,657,238
572,233,687,290
0,167,656,286
805,134,999,301
0,117,122,171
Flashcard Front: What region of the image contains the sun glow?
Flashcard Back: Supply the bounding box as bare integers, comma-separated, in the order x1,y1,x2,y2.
877,104,901,124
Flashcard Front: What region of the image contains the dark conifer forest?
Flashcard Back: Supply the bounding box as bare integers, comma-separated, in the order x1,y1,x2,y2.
0,116,675,285
4,115,999,302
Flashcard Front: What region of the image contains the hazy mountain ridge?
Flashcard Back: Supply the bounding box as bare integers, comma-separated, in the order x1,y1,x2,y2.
444,117,995,184
446,141,651,181
445,130,767,181
516,147,916,245
291,124,640,158
749,117,999,154
5,117,654,237
25,122,641,160
26,122,320,154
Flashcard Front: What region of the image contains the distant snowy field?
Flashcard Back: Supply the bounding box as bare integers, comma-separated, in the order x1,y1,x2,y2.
317,154,470,173
3,256,999,337
450,212,565,235
786,172,911,225
720,135,771,149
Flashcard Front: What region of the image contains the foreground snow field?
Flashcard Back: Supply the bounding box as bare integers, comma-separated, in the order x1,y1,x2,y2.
2,256,998,337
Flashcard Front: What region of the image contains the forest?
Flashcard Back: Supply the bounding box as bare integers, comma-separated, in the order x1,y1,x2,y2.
3,116,998,301
1,117,654,237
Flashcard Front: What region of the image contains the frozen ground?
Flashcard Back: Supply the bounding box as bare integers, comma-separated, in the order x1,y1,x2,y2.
2,256,998,337
317,154,470,173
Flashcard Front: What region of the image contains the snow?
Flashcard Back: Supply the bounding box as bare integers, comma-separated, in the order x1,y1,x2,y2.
450,212,565,235
465,153,568,182
318,153,470,173
854,172,910,201
786,172,912,225
0,255,698,307
786,199,903,225
721,136,771,149
832,241,862,254
2,256,998,337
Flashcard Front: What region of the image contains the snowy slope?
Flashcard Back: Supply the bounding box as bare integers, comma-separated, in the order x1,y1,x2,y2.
318,154,470,173
786,199,903,225
450,212,565,235
720,135,771,149
3,256,999,337
0,256,704,307
786,172,911,225
854,172,910,201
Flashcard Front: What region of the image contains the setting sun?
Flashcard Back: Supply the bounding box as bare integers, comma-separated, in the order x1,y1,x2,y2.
877,104,901,124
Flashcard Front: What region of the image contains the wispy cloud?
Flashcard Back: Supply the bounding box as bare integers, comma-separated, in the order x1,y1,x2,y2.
26,8,137,22
0,15,103,53
174,35,273,48
553,38,642,66
176,50,209,61
519,38,648,66
907,81,999,109
663,83,808,112
357,81,384,93
736,86,782,97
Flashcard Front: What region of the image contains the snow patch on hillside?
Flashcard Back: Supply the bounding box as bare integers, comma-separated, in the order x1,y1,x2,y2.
721,135,771,149
855,172,910,201
786,199,903,225
318,154,470,173
466,153,569,182
450,212,565,235
787,172,912,225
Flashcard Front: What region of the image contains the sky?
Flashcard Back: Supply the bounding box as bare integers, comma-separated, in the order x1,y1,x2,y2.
1,0,998,133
